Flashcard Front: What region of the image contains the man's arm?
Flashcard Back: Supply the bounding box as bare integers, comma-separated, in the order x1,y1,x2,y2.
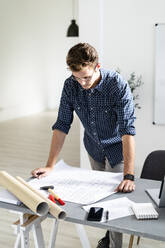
122,134,135,175
115,134,135,192
31,129,66,178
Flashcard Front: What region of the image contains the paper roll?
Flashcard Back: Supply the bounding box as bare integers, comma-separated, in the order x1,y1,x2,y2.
16,176,66,220
0,171,49,216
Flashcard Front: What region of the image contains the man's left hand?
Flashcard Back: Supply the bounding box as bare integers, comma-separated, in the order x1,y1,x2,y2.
115,179,135,193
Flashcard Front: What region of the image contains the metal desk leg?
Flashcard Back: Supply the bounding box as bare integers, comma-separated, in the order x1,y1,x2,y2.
14,233,21,248
12,213,46,248
20,229,30,248
48,219,59,248
13,213,30,248
33,222,45,248
75,224,91,248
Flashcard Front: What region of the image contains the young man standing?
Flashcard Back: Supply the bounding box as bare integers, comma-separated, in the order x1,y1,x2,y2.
32,43,136,248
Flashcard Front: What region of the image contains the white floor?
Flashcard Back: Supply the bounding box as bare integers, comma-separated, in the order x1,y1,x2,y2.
0,111,164,247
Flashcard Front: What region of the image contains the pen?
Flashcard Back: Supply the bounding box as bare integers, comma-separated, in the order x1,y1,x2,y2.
106,211,109,222
48,189,65,205
159,178,164,199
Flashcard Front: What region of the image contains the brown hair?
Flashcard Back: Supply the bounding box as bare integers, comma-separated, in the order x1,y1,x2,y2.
66,43,99,71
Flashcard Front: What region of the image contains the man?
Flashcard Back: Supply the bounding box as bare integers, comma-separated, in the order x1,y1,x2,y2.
32,43,136,248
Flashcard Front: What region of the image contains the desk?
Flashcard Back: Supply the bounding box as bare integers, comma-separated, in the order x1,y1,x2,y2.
0,178,165,246
64,178,165,242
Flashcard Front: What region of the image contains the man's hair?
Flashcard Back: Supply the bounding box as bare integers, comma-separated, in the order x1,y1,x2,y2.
66,43,99,72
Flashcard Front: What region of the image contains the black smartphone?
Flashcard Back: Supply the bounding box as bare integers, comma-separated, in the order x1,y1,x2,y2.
87,207,103,221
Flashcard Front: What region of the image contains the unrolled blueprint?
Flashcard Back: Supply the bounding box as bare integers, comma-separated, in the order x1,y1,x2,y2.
28,160,123,205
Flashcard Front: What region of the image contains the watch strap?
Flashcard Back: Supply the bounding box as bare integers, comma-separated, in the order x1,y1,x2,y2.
124,174,135,181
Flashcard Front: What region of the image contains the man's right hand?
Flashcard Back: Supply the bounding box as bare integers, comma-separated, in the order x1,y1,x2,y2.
31,130,66,179
31,167,53,179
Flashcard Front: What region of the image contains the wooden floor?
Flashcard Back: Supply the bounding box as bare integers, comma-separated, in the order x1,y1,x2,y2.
0,111,164,247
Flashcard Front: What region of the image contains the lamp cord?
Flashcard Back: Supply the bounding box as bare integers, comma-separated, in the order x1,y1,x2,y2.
72,0,75,19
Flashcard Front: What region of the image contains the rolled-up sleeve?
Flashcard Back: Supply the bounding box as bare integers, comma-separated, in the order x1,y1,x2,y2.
113,75,136,137
52,81,74,134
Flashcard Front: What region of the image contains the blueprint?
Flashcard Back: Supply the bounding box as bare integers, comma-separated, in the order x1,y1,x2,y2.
28,160,123,205
0,160,123,205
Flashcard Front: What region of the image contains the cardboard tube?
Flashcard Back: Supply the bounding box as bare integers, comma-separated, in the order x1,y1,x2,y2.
0,171,49,216
16,176,66,220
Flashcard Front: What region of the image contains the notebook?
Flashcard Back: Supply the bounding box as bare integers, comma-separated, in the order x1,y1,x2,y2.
131,203,159,220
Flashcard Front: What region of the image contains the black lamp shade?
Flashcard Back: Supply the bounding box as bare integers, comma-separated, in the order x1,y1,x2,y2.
67,19,79,37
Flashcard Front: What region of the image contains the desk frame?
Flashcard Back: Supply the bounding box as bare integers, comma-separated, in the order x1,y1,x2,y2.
1,178,165,247
11,212,91,248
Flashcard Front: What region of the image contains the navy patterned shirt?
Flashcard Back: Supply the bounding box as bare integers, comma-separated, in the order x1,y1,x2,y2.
52,68,136,167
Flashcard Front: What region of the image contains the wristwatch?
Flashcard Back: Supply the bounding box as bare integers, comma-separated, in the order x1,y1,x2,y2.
124,174,135,181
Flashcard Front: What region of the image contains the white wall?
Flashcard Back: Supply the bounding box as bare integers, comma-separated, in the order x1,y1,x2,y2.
0,0,78,121
45,0,79,109
79,0,103,170
79,0,165,176
2,0,165,176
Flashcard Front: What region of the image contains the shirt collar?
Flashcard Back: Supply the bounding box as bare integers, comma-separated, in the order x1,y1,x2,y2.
94,68,106,92
79,68,106,92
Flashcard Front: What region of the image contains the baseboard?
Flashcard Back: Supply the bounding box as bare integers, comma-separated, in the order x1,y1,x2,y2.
0,102,47,122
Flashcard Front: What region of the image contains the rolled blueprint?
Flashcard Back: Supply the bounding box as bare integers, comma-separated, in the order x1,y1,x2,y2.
0,171,49,216
16,176,66,220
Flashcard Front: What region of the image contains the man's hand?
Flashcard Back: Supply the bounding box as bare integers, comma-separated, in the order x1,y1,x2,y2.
115,179,135,193
31,167,53,179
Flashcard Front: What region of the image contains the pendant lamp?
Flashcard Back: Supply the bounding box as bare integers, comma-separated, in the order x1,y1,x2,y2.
67,0,79,37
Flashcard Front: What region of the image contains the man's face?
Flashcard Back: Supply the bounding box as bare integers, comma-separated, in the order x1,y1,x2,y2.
72,65,100,90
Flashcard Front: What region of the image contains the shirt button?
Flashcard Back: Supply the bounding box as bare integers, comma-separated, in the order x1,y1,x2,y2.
93,132,97,135
105,110,108,113
77,107,80,110
91,122,94,124
90,107,93,110
89,93,91,96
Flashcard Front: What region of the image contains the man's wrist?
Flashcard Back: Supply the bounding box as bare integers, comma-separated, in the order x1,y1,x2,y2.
123,174,135,181
46,163,54,169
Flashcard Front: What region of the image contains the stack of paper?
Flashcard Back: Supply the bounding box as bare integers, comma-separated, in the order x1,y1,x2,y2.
0,189,21,205
83,197,134,222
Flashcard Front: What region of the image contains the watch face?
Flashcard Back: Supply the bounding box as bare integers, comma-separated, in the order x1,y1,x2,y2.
124,174,134,181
